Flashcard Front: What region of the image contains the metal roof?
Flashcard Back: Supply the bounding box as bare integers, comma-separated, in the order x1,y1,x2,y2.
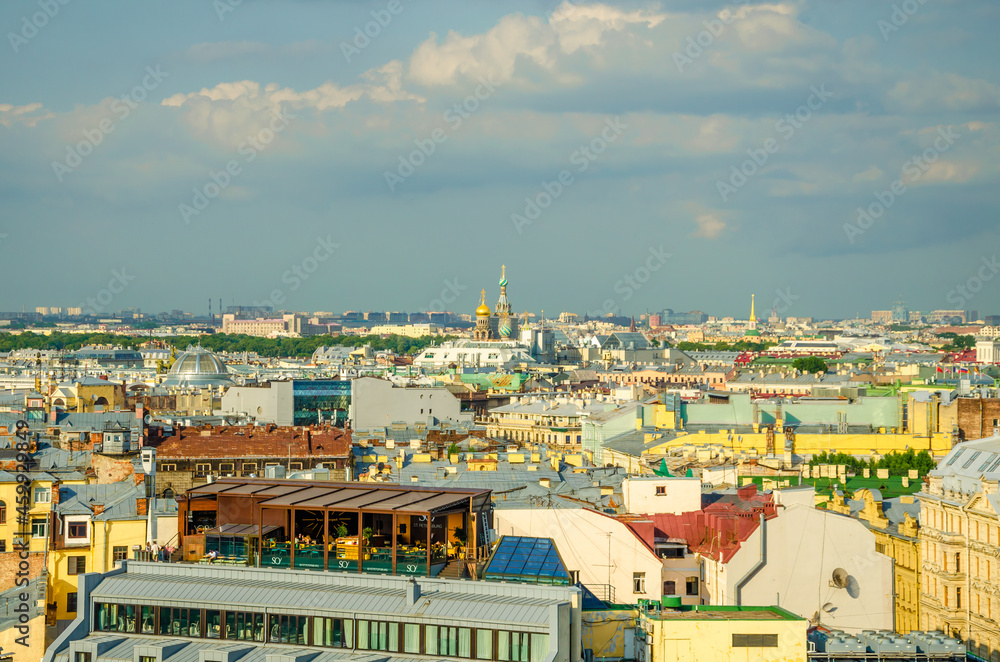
189,479,489,515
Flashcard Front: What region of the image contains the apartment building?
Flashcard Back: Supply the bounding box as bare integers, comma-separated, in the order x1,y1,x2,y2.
917,434,1000,661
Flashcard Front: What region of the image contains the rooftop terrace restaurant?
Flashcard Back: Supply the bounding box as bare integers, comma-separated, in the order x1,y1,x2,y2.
178,478,493,577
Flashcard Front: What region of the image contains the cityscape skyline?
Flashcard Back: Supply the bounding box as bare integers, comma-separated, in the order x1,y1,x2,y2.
2,1,999,318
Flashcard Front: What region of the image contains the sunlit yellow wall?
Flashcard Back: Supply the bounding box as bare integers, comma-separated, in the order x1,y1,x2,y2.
48,519,147,621
645,612,807,662
659,431,952,456
582,610,637,659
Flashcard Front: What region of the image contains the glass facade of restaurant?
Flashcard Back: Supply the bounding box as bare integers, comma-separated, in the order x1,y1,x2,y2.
94,603,549,662
292,380,350,426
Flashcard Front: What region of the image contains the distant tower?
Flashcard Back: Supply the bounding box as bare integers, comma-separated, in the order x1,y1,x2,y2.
630,316,637,332
496,265,512,338
749,294,757,330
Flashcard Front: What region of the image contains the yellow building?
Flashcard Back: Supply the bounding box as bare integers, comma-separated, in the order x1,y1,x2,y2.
0,550,46,659
47,377,128,413
45,480,177,627
828,488,922,633
917,435,1000,661
639,605,807,662
1,471,177,631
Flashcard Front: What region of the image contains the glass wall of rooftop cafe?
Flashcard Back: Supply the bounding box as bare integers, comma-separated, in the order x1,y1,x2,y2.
179,485,493,577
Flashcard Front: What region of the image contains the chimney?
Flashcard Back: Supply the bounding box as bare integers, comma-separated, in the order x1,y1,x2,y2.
51,481,61,505
49,409,57,424
406,579,421,605
93,503,105,515
134,472,145,486
136,498,147,516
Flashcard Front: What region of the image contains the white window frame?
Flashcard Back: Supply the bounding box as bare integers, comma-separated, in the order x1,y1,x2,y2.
33,487,51,504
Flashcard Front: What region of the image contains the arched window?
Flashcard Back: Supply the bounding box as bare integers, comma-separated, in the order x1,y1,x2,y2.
0,500,6,525
162,487,175,500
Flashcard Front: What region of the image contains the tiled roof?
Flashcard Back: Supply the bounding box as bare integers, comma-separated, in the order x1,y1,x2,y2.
156,427,351,459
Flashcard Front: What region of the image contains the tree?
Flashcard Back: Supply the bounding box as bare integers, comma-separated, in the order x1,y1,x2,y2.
792,356,828,374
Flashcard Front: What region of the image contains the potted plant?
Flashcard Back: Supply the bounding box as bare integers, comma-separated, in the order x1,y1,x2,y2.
452,526,467,556
335,523,349,540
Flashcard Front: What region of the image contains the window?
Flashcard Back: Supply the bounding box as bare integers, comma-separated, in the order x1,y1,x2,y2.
68,556,86,575
270,614,307,645
157,606,201,637
427,625,469,658
733,634,778,647
655,486,666,496
74,653,91,662
498,632,532,662
203,610,221,639
68,522,88,539
956,587,962,609
404,623,421,654
67,592,78,613
224,611,266,642
0,499,6,524
876,542,886,554
242,463,257,475
219,463,235,473
956,553,961,572
686,577,699,596
663,581,676,594
358,620,400,653
160,464,177,472
290,462,303,471
96,603,136,633
311,617,353,648
113,546,128,562
477,629,493,660
140,657,156,662
31,517,48,538
34,487,51,503
633,572,646,594
661,547,684,558
162,488,175,500
195,463,211,477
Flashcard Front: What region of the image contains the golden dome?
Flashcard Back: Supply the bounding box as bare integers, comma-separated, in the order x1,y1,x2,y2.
476,289,491,317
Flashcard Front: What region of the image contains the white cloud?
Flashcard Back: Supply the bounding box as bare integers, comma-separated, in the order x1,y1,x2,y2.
886,71,1000,113
407,2,665,87
0,102,53,128
161,63,423,146
692,212,727,239
852,165,883,183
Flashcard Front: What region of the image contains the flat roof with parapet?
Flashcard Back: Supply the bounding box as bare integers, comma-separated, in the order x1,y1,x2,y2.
646,606,804,621
186,477,491,514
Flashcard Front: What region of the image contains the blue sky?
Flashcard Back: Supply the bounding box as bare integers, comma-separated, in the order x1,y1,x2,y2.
2,0,998,320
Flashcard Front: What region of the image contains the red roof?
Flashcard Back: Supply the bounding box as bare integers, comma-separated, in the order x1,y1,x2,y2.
622,483,777,563
156,425,351,459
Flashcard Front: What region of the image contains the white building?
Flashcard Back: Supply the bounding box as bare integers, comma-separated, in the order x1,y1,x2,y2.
413,340,536,370
494,507,701,606
349,376,470,429
701,488,894,634
976,339,1000,364
622,476,702,515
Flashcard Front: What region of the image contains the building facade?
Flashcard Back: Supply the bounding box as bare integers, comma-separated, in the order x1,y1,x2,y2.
917,434,1000,661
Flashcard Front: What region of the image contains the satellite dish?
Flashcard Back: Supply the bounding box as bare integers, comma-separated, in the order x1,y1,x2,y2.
830,567,849,589
144,415,152,425
377,462,385,471
822,602,836,613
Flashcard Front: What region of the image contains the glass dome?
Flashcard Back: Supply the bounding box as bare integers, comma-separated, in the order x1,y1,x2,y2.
161,346,234,388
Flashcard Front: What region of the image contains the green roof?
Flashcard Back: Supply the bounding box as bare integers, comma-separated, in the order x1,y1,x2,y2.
740,474,921,499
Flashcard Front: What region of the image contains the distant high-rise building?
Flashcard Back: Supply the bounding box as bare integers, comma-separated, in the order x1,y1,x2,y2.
661,309,708,325
892,296,908,322
35,307,50,315
909,310,923,324
871,310,893,325
66,307,83,316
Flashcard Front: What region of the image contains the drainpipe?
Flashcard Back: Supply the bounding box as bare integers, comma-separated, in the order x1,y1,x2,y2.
961,501,971,650
734,513,767,605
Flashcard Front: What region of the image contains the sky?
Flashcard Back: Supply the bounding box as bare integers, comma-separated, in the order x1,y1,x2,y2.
1,0,998,321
